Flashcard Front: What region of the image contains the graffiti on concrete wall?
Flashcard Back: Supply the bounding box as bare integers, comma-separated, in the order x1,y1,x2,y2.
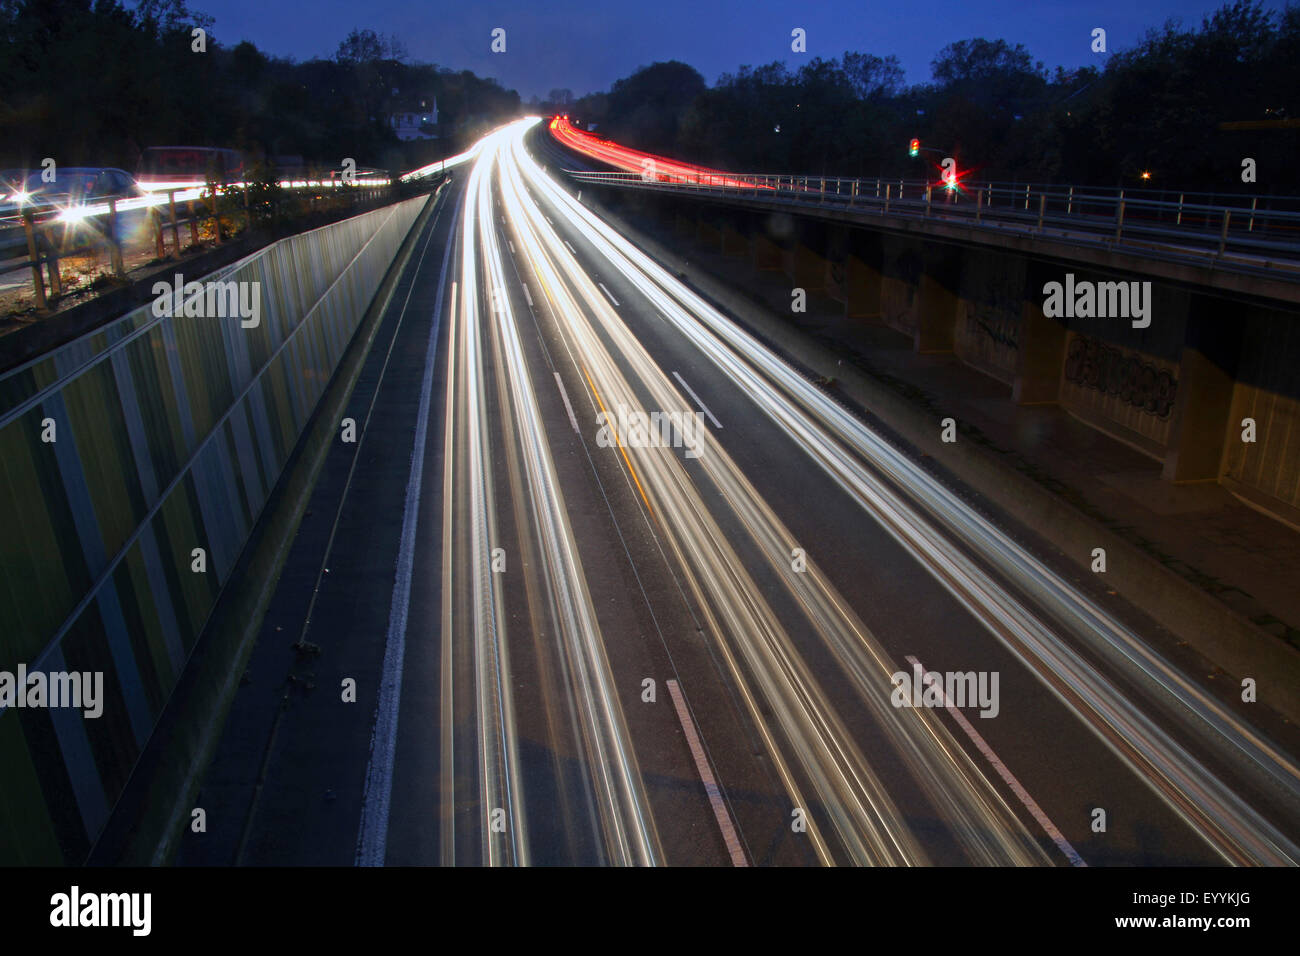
957,253,1022,381
969,309,1019,350
1064,334,1178,419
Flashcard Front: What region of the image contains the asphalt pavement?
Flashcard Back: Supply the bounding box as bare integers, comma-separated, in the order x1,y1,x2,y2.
178,118,1300,867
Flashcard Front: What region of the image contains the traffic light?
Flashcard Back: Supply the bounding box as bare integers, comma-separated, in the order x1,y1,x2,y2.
942,162,958,190
909,138,920,157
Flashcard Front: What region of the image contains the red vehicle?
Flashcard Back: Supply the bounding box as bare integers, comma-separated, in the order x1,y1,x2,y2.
135,146,246,190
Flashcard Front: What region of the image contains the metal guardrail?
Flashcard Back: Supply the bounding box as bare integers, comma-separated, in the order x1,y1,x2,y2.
2,174,395,312
565,170,1300,279
4,187,206,310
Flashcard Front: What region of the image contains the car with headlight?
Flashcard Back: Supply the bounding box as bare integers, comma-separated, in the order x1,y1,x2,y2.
1,169,31,201
0,167,145,225
0,167,152,263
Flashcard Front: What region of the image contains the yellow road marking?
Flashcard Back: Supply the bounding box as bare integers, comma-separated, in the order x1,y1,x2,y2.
583,365,655,520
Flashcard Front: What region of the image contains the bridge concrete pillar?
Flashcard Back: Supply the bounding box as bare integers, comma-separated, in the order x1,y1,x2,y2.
914,245,962,353
1162,298,1241,482
721,214,750,258
674,207,696,238
844,231,883,318
878,236,921,337
791,222,829,292
698,214,723,251
753,233,783,272
1013,262,1068,404
780,237,795,282
824,226,850,308
792,243,828,291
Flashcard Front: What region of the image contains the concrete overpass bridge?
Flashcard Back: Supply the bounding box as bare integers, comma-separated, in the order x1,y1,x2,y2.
565,168,1300,529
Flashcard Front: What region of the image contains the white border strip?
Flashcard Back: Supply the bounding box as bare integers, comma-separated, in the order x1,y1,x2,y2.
666,679,747,866
554,373,580,434
672,371,723,429
355,205,456,866
905,655,1086,867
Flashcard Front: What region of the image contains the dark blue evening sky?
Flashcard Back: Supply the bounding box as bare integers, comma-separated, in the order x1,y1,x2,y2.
189,0,1291,98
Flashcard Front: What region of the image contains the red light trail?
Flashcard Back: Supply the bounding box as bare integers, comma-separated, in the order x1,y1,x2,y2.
549,116,769,190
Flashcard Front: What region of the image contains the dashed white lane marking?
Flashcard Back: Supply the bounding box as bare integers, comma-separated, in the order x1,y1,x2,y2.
671,372,723,430
564,239,576,255
554,373,580,433
522,283,533,308
666,679,747,866
904,655,1086,867
598,282,620,307
507,239,515,255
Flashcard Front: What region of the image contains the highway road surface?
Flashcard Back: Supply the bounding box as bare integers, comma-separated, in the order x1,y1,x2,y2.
180,117,1300,867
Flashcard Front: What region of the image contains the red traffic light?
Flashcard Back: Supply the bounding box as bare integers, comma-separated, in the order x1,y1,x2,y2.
909,138,920,157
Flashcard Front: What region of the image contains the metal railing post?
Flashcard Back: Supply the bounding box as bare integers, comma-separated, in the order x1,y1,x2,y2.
188,198,199,246
1067,185,1073,216
976,187,983,223
153,208,166,259
107,197,126,278
850,180,857,207
169,189,181,253
1114,191,1125,243
1248,197,1257,232
925,185,932,216
1176,193,1184,226
819,177,825,202
1219,209,1231,255
43,227,61,297
1024,184,1030,210
884,183,891,214
22,212,47,311
1037,193,1046,232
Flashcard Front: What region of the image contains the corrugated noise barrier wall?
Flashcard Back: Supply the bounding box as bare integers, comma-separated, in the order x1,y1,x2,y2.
0,194,428,863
